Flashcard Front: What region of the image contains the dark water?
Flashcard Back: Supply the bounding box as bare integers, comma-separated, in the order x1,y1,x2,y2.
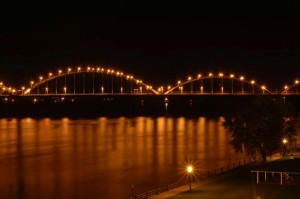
0,117,246,199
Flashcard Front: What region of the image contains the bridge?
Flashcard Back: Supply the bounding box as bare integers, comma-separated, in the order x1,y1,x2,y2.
0,66,299,117
0,66,299,96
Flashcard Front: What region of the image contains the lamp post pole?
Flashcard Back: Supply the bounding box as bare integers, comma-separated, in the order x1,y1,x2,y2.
187,165,193,191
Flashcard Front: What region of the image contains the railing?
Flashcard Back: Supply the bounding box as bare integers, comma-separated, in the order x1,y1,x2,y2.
130,158,260,199
130,183,179,199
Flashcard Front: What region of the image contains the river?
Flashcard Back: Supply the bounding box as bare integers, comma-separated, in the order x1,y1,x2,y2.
0,117,247,199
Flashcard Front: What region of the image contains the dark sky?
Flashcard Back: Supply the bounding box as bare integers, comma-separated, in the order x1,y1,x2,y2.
1,2,300,90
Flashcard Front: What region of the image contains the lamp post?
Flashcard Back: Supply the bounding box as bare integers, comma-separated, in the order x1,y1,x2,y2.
240,76,244,94
282,138,288,156
209,73,213,94
186,165,193,191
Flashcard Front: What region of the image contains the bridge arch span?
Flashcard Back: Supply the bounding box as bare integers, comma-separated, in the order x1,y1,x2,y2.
164,72,271,95
23,66,158,95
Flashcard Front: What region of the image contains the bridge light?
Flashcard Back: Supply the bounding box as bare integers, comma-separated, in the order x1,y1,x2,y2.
209,73,213,77
30,81,34,86
101,68,104,72
230,74,234,78
107,69,111,74
0,82,2,86
21,86,25,91
45,87,48,93
177,80,181,85
116,72,120,76
58,70,62,75
295,80,299,85
219,73,224,77
284,85,288,90
39,76,43,81
87,66,91,71
251,80,255,84
68,68,72,73
120,72,123,76
92,68,95,71
240,76,244,81
168,86,171,90
130,76,133,79
126,75,130,79
97,67,100,72
197,74,202,79
261,85,266,90
49,72,53,77
188,76,192,81
77,67,81,72
111,70,114,74
63,87,67,94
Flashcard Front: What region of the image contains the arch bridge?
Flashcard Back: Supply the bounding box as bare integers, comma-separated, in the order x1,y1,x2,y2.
2,67,300,96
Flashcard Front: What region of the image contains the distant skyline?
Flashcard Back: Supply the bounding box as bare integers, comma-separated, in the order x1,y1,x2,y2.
1,10,300,90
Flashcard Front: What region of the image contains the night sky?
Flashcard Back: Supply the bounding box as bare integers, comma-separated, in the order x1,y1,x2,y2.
1,2,300,90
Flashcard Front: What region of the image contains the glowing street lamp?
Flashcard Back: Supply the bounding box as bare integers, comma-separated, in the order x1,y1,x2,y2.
295,80,299,93
240,76,244,94
230,74,234,94
186,165,193,191
251,80,255,94
261,85,266,94
282,138,288,156
284,85,289,93
282,138,288,145
209,73,213,94
188,76,193,93
64,87,67,94
219,73,224,93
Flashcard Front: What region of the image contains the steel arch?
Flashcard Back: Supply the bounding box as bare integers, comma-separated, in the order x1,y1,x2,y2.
164,73,272,95
23,66,158,95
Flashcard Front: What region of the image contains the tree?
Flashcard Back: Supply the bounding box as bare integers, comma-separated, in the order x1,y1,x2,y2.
223,96,296,164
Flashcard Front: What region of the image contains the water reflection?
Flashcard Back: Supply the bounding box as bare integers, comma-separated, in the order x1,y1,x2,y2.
0,117,246,199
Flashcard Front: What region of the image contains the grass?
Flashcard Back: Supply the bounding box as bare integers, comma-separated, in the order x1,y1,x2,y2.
169,158,300,199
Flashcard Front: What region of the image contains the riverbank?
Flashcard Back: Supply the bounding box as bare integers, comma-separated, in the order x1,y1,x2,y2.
151,152,300,199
